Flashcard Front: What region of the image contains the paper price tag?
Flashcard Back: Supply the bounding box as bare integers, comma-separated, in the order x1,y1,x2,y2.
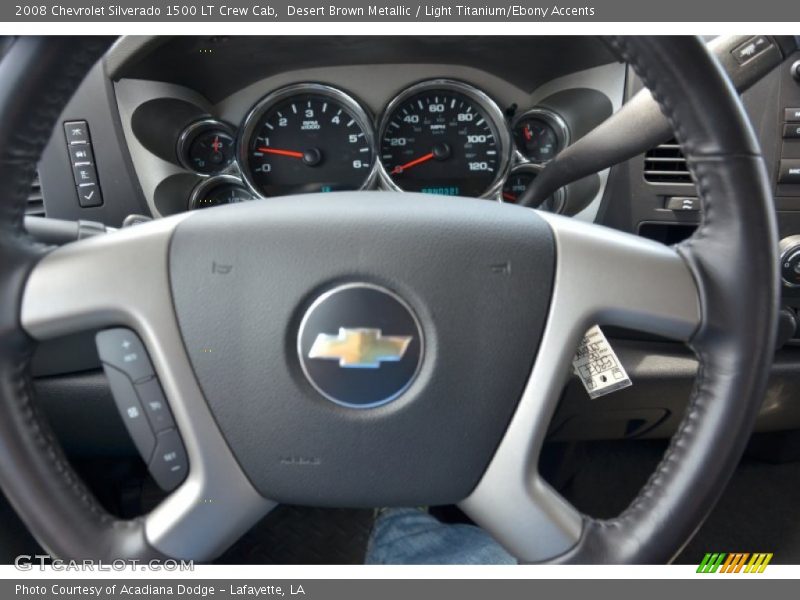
572,325,632,399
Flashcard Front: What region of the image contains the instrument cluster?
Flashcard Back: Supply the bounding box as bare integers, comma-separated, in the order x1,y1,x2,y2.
176,79,571,211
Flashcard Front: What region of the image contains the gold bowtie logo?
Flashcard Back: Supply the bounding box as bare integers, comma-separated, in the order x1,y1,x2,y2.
308,328,412,368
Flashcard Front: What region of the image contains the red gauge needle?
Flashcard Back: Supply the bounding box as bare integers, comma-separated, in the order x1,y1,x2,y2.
523,125,533,142
502,192,517,202
391,152,435,175
257,146,304,159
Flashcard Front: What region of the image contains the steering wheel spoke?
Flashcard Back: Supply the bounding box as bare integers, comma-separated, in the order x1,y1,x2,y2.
21,218,275,560
460,213,701,563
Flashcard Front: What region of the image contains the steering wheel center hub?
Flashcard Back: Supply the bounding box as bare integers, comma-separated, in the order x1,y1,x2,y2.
298,283,423,408
167,192,555,507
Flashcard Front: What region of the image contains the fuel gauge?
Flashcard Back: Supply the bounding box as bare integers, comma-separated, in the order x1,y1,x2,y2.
511,108,569,164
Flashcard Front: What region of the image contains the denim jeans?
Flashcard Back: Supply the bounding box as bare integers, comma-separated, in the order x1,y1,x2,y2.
365,508,517,564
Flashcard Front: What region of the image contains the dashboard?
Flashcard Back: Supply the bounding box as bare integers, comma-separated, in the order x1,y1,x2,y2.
105,37,622,221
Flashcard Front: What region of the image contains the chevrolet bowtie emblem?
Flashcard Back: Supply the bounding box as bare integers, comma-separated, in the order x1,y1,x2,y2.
308,328,412,369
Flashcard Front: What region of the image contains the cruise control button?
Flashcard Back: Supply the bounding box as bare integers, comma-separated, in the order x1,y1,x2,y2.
102,364,155,461
149,428,188,491
135,377,175,433
64,120,89,145
96,328,154,382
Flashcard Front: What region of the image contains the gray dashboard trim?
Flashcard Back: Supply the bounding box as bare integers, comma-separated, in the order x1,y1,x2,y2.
114,57,624,221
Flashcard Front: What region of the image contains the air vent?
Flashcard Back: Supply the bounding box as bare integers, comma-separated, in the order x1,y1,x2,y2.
26,174,45,217
644,140,694,184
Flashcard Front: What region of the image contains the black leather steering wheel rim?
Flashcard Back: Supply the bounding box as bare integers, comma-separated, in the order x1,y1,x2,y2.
0,36,778,563
553,36,779,563
0,37,163,560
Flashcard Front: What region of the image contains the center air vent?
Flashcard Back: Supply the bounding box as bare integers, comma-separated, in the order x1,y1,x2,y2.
644,140,694,184
26,174,45,217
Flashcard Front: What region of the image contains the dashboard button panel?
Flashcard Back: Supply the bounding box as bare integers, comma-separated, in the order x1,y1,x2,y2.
63,120,103,208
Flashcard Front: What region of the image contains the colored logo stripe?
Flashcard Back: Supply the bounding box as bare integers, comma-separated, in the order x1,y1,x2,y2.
697,552,773,573
745,553,773,573
697,553,726,573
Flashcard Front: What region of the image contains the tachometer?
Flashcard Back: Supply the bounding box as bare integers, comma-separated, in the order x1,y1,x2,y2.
239,84,377,197
378,80,511,198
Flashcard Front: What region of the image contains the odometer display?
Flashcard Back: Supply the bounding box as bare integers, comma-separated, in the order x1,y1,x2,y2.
379,80,510,198
240,84,376,197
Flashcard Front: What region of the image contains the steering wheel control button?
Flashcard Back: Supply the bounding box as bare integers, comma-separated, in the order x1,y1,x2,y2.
101,364,156,461
96,328,155,383
149,429,188,491
298,284,423,408
135,378,176,433
778,160,800,185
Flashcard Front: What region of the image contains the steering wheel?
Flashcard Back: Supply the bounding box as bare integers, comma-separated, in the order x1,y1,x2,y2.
0,36,778,563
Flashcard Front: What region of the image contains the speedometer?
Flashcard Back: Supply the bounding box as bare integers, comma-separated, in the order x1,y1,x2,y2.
377,80,511,198
239,84,377,197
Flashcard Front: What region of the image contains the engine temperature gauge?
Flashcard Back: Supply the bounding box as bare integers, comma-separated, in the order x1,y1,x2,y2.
501,163,563,211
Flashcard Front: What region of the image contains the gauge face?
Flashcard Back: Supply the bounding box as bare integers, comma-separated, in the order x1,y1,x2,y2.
502,172,535,204
178,121,236,175
501,165,559,210
379,82,510,198
187,130,235,174
241,86,376,197
513,116,561,163
190,179,258,210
